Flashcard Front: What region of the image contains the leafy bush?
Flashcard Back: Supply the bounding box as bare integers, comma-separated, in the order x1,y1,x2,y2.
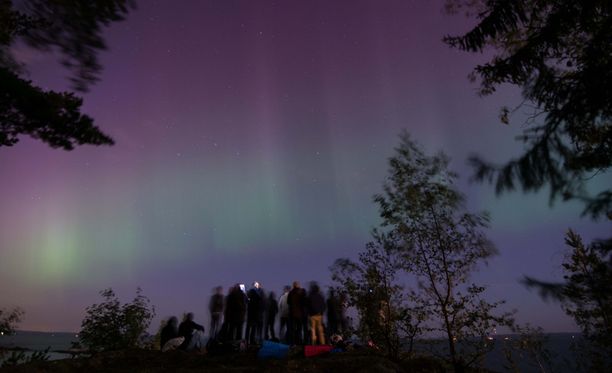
1,348,50,368
0,307,32,366
0,307,24,335
79,288,155,351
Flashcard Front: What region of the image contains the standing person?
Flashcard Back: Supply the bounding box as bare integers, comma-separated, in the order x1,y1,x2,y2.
302,287,310,345
246,281,264,345
225,284,247,341
326,289,340,336
308,282,326,345
338,293,349,335
178,312,205,351
264,291,278,340
287,281,306,345
209,286,224,339
278,285,291,342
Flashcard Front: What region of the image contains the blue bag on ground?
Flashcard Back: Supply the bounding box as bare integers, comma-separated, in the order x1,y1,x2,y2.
257,340,290,359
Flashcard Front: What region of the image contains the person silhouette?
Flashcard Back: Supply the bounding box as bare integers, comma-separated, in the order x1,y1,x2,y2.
160,316,179,350
178,312,205,351
224,284,246,341
264,291,278,340
278,285,291,342
287,281,306,345
246,281,264,345
209,286,224,339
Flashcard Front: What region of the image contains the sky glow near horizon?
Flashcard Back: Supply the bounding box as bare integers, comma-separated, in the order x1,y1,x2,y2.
0,0,609,332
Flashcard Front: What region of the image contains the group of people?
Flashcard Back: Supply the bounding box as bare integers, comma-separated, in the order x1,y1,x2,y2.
159,281,349,351
211,281,350,346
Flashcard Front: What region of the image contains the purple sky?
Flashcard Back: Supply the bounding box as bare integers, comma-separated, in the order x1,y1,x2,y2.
0,0,609,333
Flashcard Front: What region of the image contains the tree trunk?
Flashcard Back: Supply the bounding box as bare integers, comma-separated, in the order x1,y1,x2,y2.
444,312,464,373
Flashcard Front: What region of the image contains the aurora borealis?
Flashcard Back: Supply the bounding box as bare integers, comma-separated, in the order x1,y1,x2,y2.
0,0,609,332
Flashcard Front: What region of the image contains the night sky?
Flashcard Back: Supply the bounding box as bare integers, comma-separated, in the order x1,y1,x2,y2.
1,0,609,333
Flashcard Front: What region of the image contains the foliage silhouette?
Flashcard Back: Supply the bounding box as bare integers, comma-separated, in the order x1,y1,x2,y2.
79,288,155,352
444,0,611,220
333,132,514,372
0,0,134,150
447,3,612,370
331,230,426,361
0,306,23,335
0,307,37,367
523,230,612,371
0,347,50,368
0,68,114,149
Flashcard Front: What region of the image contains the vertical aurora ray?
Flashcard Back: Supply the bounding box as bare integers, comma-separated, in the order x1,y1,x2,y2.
29,221,82,285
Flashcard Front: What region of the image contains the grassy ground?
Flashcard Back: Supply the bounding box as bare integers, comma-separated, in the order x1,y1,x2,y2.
0,347,452,373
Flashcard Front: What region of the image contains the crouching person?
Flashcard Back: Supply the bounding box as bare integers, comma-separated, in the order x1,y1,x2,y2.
178,312,205,351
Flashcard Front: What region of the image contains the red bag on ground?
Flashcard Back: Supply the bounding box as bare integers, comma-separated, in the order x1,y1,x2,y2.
304,345,333,357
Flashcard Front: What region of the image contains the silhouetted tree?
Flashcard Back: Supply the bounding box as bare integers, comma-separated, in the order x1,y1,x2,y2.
524,230,612,371
0,306,23,335
444,0,611,220
374,132,513,372
0,0,134,150
79,288,155,352
331,230,426,361
0,307,36,366
446,3,611,370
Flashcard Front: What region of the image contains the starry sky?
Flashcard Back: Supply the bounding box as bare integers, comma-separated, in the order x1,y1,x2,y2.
0,0,609,333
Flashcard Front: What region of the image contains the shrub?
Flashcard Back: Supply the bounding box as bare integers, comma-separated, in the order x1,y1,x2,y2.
0,348,50,368
79,288,155,351
0,307,24,335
